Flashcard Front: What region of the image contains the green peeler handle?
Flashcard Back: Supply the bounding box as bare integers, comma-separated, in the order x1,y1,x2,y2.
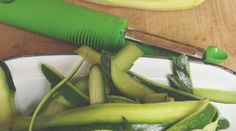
0,0,128,52
0,0,184,56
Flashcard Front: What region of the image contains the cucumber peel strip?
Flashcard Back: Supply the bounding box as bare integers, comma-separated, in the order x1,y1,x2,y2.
41,64,89,100
74,46,101,64
101,50,123,96
12,100,208,130
88,64,106,104
129,71,201,101
0,60,16,128
192,104,221,131
75,45,236,103
111,44,168,101
28,56,87,131
40,64,89,115
167,102,216,131
193,88,236,104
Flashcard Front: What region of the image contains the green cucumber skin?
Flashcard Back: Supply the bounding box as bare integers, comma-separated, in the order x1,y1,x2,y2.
171,55,193,93
129,71,200,101
0,61,16,91
110,44,197,102
41,64,89,105
130,72,236,104
40,64,89,117
89,64,106,104
216,117,230,130
75,46,236,104
0,60,16,128
12,101,206,130
76,45,196,101
167,103,216,131
101,50,123,96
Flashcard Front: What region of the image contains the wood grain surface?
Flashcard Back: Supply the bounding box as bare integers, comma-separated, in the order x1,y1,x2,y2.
0,0,235,71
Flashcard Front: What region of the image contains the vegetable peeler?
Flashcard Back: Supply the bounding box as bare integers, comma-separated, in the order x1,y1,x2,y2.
0,0,228,64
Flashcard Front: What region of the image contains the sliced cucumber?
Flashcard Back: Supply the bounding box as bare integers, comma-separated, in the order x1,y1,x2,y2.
111,44,195,102
12,100,208,130
111,44,163,102
88,64,106,104
74,75,111,96
29,57,87,131
74,75,89,96
0,60,16,129
46,101,206,128
193,88,236,104
41,64,89,107
75,45,234,103
74,46,101,64
40,63,91,117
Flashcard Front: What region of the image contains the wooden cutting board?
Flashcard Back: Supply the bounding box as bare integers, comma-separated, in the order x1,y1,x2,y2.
0,0,235,71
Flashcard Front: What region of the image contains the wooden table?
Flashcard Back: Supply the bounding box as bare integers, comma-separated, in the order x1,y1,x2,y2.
0,0,235,71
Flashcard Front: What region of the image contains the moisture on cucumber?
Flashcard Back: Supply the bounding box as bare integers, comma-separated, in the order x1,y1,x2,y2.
168,55,193,93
